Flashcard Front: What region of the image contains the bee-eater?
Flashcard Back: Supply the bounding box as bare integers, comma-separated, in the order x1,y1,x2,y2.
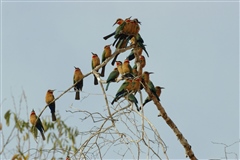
116,61,123,75
142,71,152,86
142,86,164,107
127,93,140,111
132,77,141,93
101,44,112,77
130,33,149,57
91,52,100,85
73,67,84,100
121,17,132,34
45,89,56,121
112,17,133,47
142,72,160,101
130,18,141,35
103,18,125,40
122,59,133,78
30,109,45,140
111,78,132,105
105,67,119,91
130,55,144,76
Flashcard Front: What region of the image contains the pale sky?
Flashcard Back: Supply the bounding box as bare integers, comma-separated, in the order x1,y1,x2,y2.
1,1,239,159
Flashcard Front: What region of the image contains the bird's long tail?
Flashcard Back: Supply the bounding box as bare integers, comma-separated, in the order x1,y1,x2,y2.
40,131,46,141
75,90,80,100
111,53,120,66
135,102,140,111
100,65,106,77
103,32,115,40
52,112,56,121
105,83,110,91
94,75,98,85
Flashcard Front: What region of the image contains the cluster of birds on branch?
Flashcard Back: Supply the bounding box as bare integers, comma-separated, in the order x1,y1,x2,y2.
29,17,164,147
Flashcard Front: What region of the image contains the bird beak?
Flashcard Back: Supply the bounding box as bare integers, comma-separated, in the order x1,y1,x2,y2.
91,52,94,55
148,72,154,74
74,66,77,69
161,87,165,89
113,21,117,26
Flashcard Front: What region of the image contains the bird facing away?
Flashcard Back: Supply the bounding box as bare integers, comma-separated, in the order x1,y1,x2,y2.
30,109,45,140
45,89,57,121
73,66,84,100
91,52,100,85
105,67,119,91
101,44,112,77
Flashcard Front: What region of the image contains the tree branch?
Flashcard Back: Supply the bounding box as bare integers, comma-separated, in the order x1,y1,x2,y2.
144,86,197,160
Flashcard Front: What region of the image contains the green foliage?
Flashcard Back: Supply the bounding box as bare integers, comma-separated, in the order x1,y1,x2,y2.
4,110,11,126
14,114,30,133
3,108,81,159
30,125,38,139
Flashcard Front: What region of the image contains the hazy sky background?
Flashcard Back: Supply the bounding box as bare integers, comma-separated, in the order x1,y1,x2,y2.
1,1,239,159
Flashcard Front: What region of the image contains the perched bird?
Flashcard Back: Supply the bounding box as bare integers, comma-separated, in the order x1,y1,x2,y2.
127,93,140,111
142,72,160,101
121,17,132,34
122,59,133,78
73,67,84,100
103,18,125,40
30,109,45,140
141,71,153,89
131,34,149,57
45,89,56,121
129,18,141,35
91,52,100,85
142,86,164,107
105,67,119,91
111,78,132,105
132,77,141,93
131,55,145,77
101,44,112,77
113,17,140,47
116,61,123,75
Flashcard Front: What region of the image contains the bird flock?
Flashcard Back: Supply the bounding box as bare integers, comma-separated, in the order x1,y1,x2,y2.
29,17,164,142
